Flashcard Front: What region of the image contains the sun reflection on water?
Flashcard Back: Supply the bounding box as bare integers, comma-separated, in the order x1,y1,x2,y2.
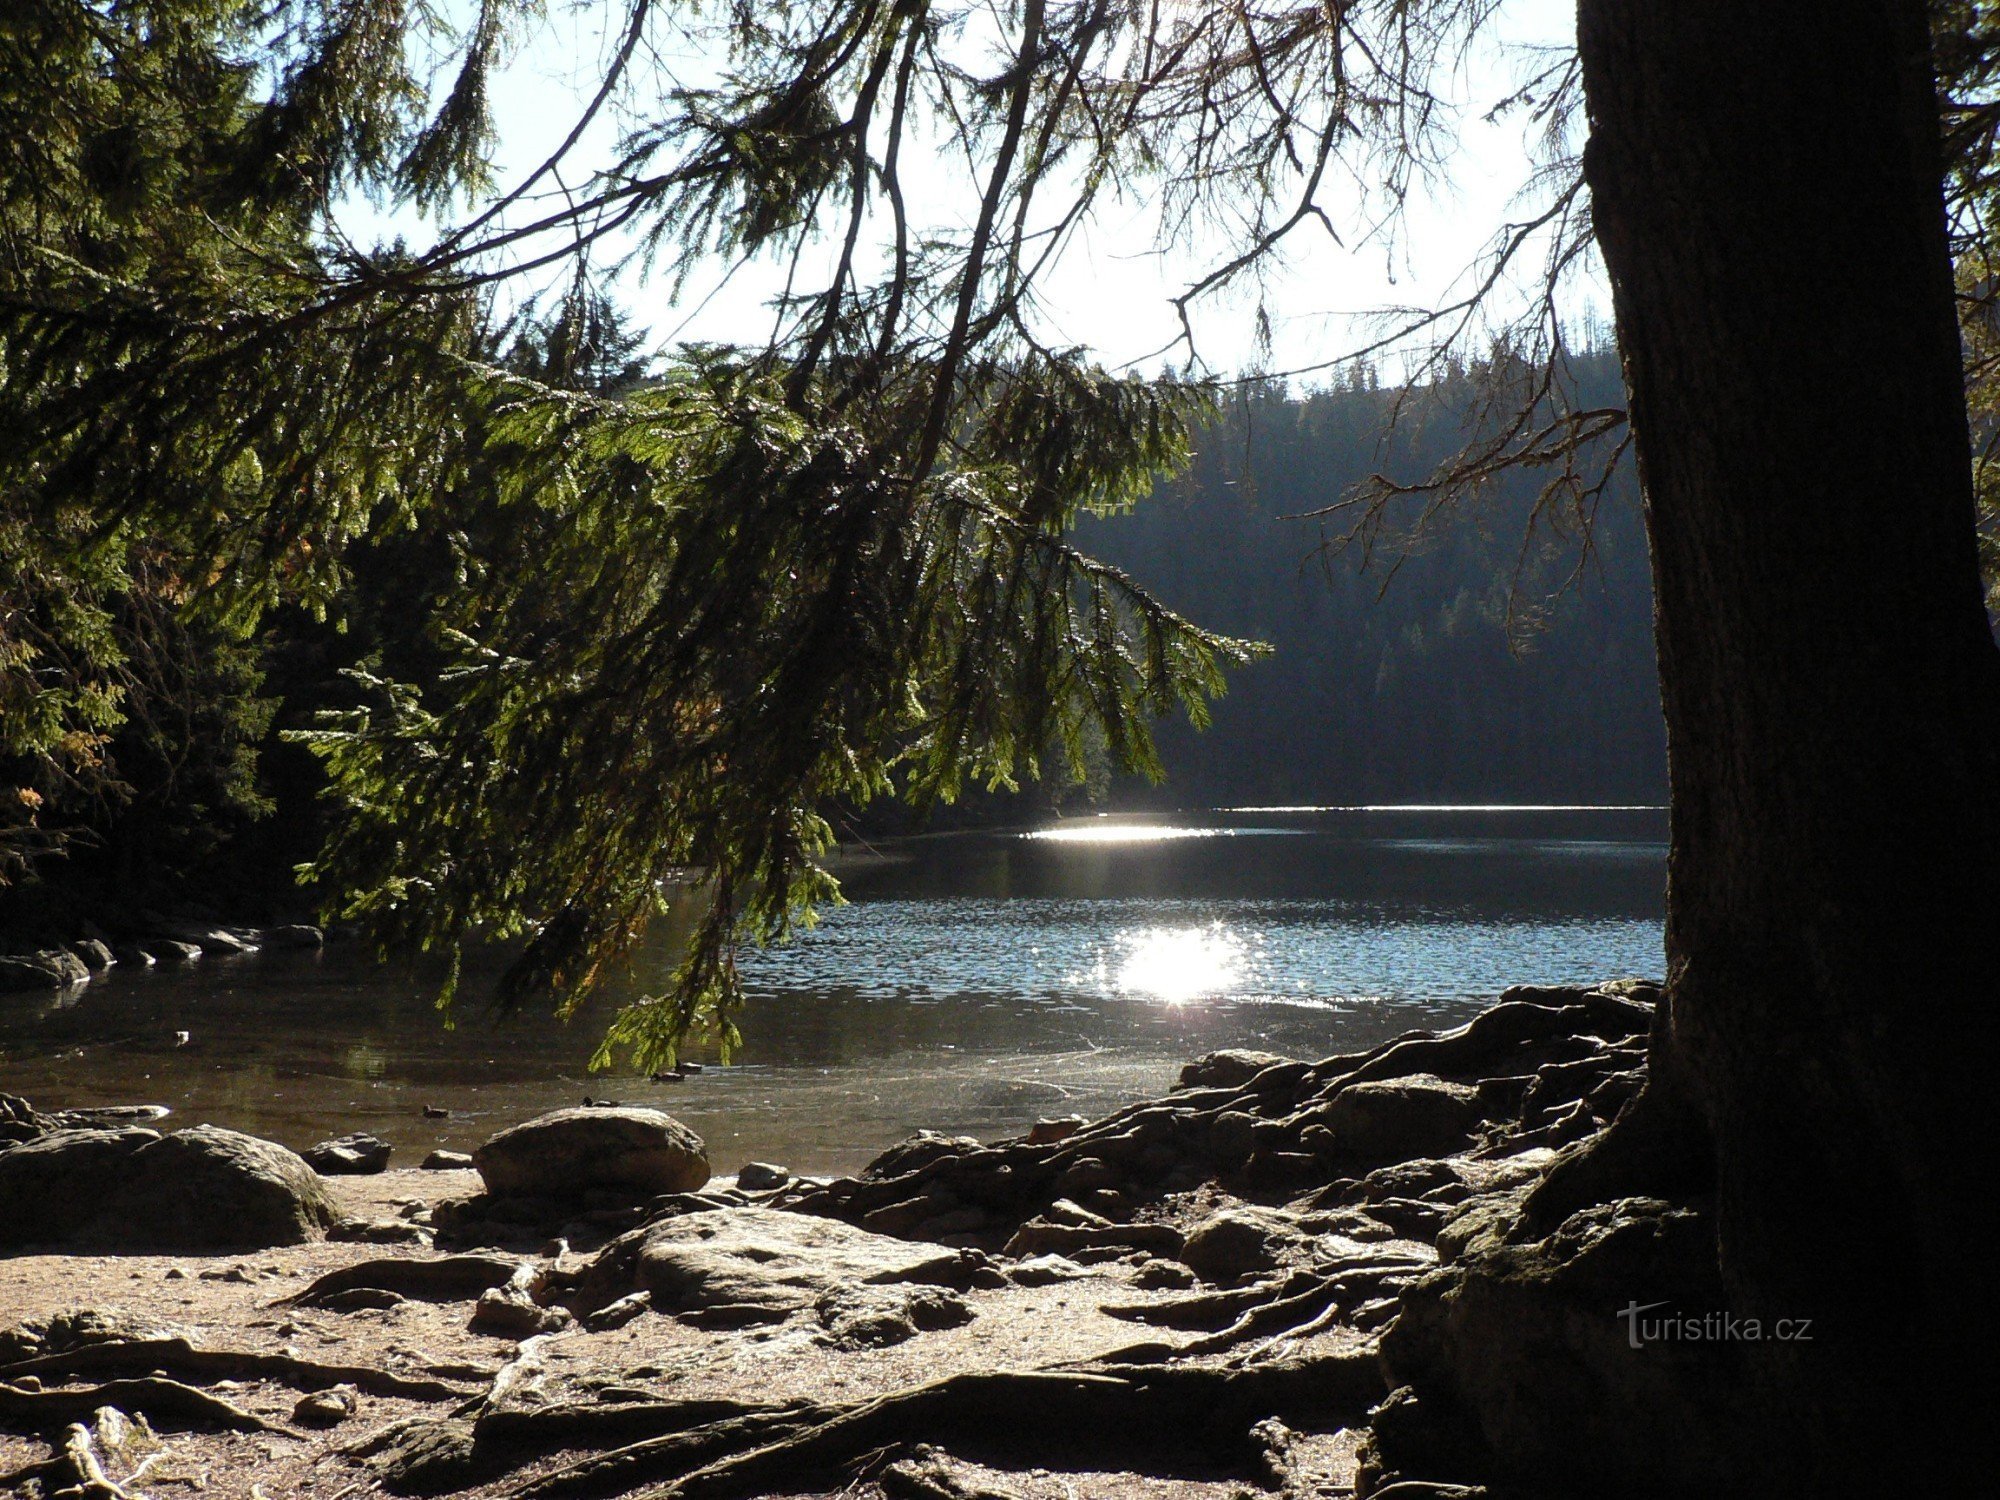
1110,923,1249,1004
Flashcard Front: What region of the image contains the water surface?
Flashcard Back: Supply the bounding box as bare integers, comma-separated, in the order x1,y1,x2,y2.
0,807,1665,1174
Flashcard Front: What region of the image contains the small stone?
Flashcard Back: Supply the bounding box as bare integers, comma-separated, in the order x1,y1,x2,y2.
1007,1254,1091,1287
305,1133,393,1175
267,925,325,949
420,1149,474,1170
470,1287,572,1338
734,1161,790,1192
292,1384,358,1427
582,1292,652,1332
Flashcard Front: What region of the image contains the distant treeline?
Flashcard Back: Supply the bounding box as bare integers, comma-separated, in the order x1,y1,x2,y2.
1081,351,1666,808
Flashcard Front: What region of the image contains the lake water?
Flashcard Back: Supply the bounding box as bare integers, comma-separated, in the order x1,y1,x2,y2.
0,808,1666,1175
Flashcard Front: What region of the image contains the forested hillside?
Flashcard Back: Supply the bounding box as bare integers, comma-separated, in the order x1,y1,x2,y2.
1084,352,1664,808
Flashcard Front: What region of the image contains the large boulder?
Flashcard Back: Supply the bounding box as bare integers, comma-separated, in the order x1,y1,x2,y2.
0,948,90,993
575,1206,970,1322
474,1106,708,1201
1314,1075,1486,1166
94,1126,338,1250
0,1127,162,1247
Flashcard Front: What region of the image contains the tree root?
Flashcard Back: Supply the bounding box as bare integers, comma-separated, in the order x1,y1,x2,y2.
61,1419,146,1500
504,1353,1383,1500
0,1338,473,1402
287,1254,525,1308
0,1378,288,1434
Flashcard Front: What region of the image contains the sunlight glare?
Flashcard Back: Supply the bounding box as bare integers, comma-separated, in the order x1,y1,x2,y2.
1114,924,1247,1005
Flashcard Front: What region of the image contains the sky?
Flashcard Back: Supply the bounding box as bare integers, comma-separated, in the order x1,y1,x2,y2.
341,0,1596,383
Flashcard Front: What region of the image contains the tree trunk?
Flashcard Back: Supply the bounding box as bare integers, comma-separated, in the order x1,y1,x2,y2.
1576,0,1999,1482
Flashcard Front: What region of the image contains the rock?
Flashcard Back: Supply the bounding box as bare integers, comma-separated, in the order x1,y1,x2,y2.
266,924,325,948
143,917,256,954
111,943,156,967
0,1091,52,1146
1312,1075,1485,1165
96,1125,339,1251
1380,1195,1750,1493
574,1206,973,1323
293,1384,359,1427
0,1128,163,1247
734,1161,790,1192
474,1106,709,1201
1179,1048,1295,1090
581,1292,652,1332
421,1149,474,1170
1006,1253,1092,1286
1025,1115,1084,1145
815,1285,973,1348
67,939,116,972
305,1132,394,1175
146,940,203,965
365,1416,479,1493
1130,1257,1199,1290
861,1131,983,1179
0,948,90,992
330,1217,432,1246
1178,1206,1307,1283
470,1286,572,1338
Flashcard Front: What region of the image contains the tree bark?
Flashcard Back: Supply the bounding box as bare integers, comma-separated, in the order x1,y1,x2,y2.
1575,0,1999,1482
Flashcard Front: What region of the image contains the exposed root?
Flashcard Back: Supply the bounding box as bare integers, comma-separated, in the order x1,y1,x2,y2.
61,1419,146,1500
288,1254,524,1308
0,1378,288,1433
505,1353,1383,1500
0,1337,473,1402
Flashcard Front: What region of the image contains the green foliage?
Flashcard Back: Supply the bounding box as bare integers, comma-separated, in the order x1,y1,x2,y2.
299,353,1251,1069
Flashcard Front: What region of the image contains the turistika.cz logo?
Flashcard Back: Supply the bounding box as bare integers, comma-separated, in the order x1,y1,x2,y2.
1618,1301,1814,1349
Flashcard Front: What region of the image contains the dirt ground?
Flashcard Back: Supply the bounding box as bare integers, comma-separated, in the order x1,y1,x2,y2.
1,1172,1372,1500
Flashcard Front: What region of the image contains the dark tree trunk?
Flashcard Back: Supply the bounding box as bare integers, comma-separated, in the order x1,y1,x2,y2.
1574,0,2000,1481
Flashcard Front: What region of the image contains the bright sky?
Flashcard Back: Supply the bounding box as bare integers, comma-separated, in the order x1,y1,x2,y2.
343,0,1596,382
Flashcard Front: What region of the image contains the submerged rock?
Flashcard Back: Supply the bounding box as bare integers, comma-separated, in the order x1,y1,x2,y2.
0,948,90,992
474,1106,709,1201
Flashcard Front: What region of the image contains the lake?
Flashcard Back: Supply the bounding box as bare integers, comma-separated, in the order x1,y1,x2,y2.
0,807,1666,1175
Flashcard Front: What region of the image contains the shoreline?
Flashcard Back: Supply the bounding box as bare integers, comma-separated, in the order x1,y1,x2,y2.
1,981,1664,1500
